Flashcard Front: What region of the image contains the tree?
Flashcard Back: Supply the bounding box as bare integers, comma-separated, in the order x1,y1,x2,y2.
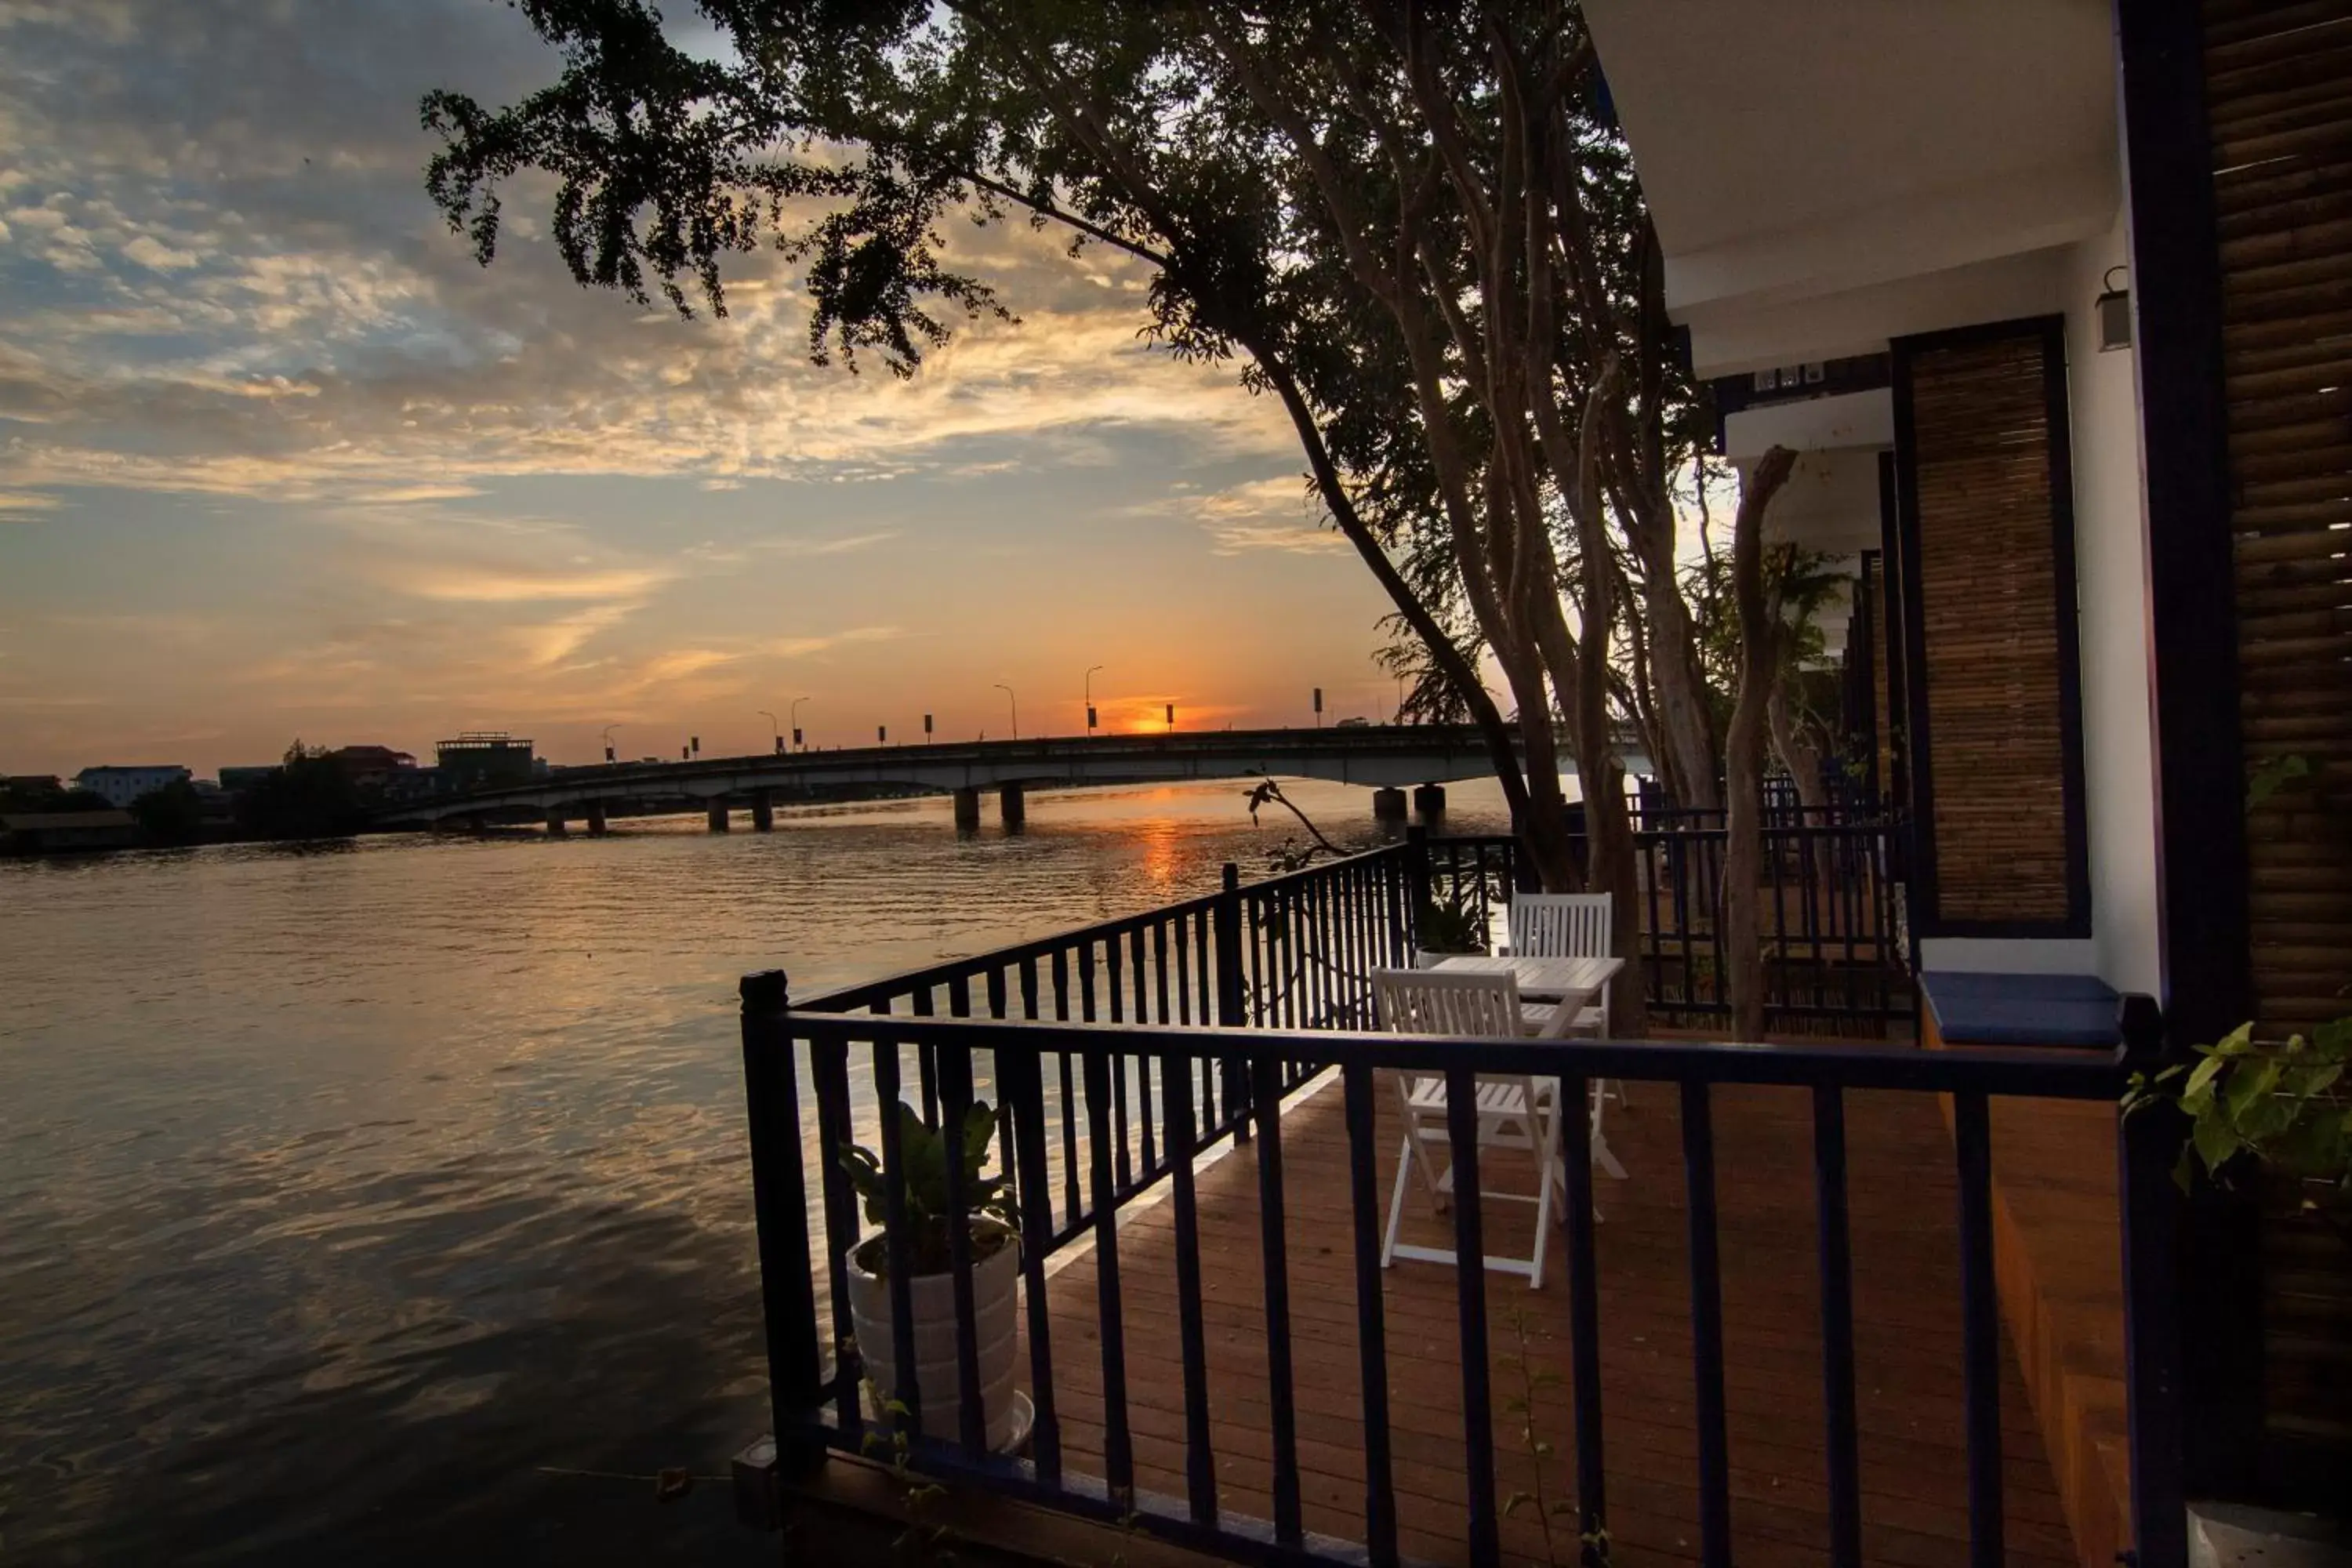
236,743,363,841
1722,446,1797,1040
424,0,1717,1031
129,779,207,845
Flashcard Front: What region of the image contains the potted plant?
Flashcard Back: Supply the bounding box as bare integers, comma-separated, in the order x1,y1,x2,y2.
840,1100,1026,1451
2127,1016,2350,1231
1415,886,1490,967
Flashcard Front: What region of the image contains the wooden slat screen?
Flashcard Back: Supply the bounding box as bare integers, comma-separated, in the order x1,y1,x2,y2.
1902,329,2082,928
2204,0,2352,1034
1870,559,1896,808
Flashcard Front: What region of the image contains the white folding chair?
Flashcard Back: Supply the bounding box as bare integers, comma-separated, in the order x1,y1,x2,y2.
1372,969,1573,1288
1508,893,1629,1181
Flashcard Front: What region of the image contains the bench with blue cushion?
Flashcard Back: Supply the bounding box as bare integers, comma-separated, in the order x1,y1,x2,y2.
1918,970,2121,1048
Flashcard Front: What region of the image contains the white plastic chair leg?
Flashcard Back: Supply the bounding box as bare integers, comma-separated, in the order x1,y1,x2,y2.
1530,1149,1555,1290
1381,1134,1414,1269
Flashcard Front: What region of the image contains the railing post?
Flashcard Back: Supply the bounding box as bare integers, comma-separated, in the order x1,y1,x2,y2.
739,970,825,1483
2118,993,2188,1568
1510,814,1541,895
1214,862,1251,1142
1403,825,1431,949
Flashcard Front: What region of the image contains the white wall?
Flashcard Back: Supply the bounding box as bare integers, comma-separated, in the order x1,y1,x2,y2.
2066,209,2162,996
1916,209,2161,993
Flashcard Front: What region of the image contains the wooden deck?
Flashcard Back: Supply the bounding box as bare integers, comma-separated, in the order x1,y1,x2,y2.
1033,1073,2085,1568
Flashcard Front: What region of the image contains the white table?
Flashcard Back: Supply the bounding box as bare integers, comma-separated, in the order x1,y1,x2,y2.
1428,953,1622,1004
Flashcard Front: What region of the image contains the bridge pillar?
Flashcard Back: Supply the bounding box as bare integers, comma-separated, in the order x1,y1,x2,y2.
1413,783,1447,818
546,808,569,837
707,802,731,833
751,791,775,833
953,787,982,830
586,803,608,837
1372,786,1407,821
999,784,1025,829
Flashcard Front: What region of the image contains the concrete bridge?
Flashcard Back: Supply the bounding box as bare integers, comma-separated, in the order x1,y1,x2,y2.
374,724,1649,834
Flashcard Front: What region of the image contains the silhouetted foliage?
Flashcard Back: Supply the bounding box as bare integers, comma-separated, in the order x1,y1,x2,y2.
235,743,364,841
129,779,207,845
425,1,1768,1031
0,779,89,813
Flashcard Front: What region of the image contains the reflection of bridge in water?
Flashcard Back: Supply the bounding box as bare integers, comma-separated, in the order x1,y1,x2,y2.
373,724,1650,835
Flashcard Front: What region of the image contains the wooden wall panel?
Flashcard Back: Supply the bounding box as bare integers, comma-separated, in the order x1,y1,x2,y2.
1869,558,1896,806
1896,326,2088,932
2205,0,2352,1033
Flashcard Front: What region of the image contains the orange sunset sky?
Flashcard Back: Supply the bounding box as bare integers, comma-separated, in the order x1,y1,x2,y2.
0,0,1406,778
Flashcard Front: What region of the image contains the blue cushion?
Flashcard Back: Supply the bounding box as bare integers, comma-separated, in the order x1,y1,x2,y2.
1919,971,2120,1047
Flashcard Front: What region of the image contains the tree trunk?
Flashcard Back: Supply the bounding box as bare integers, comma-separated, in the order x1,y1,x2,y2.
1723,448,1797,1040
1770,682,1840,910
1644,572,1722,811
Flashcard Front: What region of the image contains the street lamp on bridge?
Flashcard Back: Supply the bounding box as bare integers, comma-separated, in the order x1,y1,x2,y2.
757,710,780,754
601,724,620,764
789,695,809,752
994,683,1018,741
1083,664,1103,736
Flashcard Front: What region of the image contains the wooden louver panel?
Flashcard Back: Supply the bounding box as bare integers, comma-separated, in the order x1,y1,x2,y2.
2205,0,2352,1033
1907,333,2078,927
1869,558,1897,806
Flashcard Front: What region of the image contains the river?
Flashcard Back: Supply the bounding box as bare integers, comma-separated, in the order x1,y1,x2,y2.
0,777,1510,1565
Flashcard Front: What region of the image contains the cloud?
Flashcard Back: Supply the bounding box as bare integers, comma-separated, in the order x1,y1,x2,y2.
510,601,643,670
379,564,675,604
0,0,1393,775
634,648,739,684
1120,474,1348,555
764,626,906,659
121,234,198,270
757,530,899,557
0,0,1299,520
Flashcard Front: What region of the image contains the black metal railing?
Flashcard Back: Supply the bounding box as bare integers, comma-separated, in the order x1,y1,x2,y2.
741,975,2187,1568
786,851,1421,1265
1421,818,1911,1026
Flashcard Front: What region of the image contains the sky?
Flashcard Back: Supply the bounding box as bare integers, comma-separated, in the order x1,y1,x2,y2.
0,0,1406,779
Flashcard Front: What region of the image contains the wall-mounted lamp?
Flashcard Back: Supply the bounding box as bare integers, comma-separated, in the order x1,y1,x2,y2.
2096,266,2131,352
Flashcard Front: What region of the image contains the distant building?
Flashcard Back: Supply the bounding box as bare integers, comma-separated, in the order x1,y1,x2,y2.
435,732,535,790
4,775,62,797
1,809,140,854
327,744,418,792
71,765,191,808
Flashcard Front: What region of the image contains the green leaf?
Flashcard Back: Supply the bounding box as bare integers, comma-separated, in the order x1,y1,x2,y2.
2284,1063,2340,1100
2192,1112,2243,1176
2184,1053,2228,1100
2313,1014,2352,1060
2224,1058,2282,1122
2246,751,2310,811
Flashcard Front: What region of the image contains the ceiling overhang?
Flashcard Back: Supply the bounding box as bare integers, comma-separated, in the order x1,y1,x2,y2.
1584,0,2120,377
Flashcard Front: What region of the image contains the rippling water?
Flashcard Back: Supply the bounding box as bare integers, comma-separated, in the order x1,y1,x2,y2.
0,779,1508,1564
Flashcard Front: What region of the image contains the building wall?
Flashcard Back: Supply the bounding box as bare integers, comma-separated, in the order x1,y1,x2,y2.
1905,211,2161,994
2064,209,2162,998
72,766,191,808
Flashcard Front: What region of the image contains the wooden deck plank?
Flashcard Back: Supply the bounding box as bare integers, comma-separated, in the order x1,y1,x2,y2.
1029,1073,2088,1568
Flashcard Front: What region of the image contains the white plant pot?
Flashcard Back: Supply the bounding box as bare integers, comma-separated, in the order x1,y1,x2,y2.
844,1221,1023,1452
